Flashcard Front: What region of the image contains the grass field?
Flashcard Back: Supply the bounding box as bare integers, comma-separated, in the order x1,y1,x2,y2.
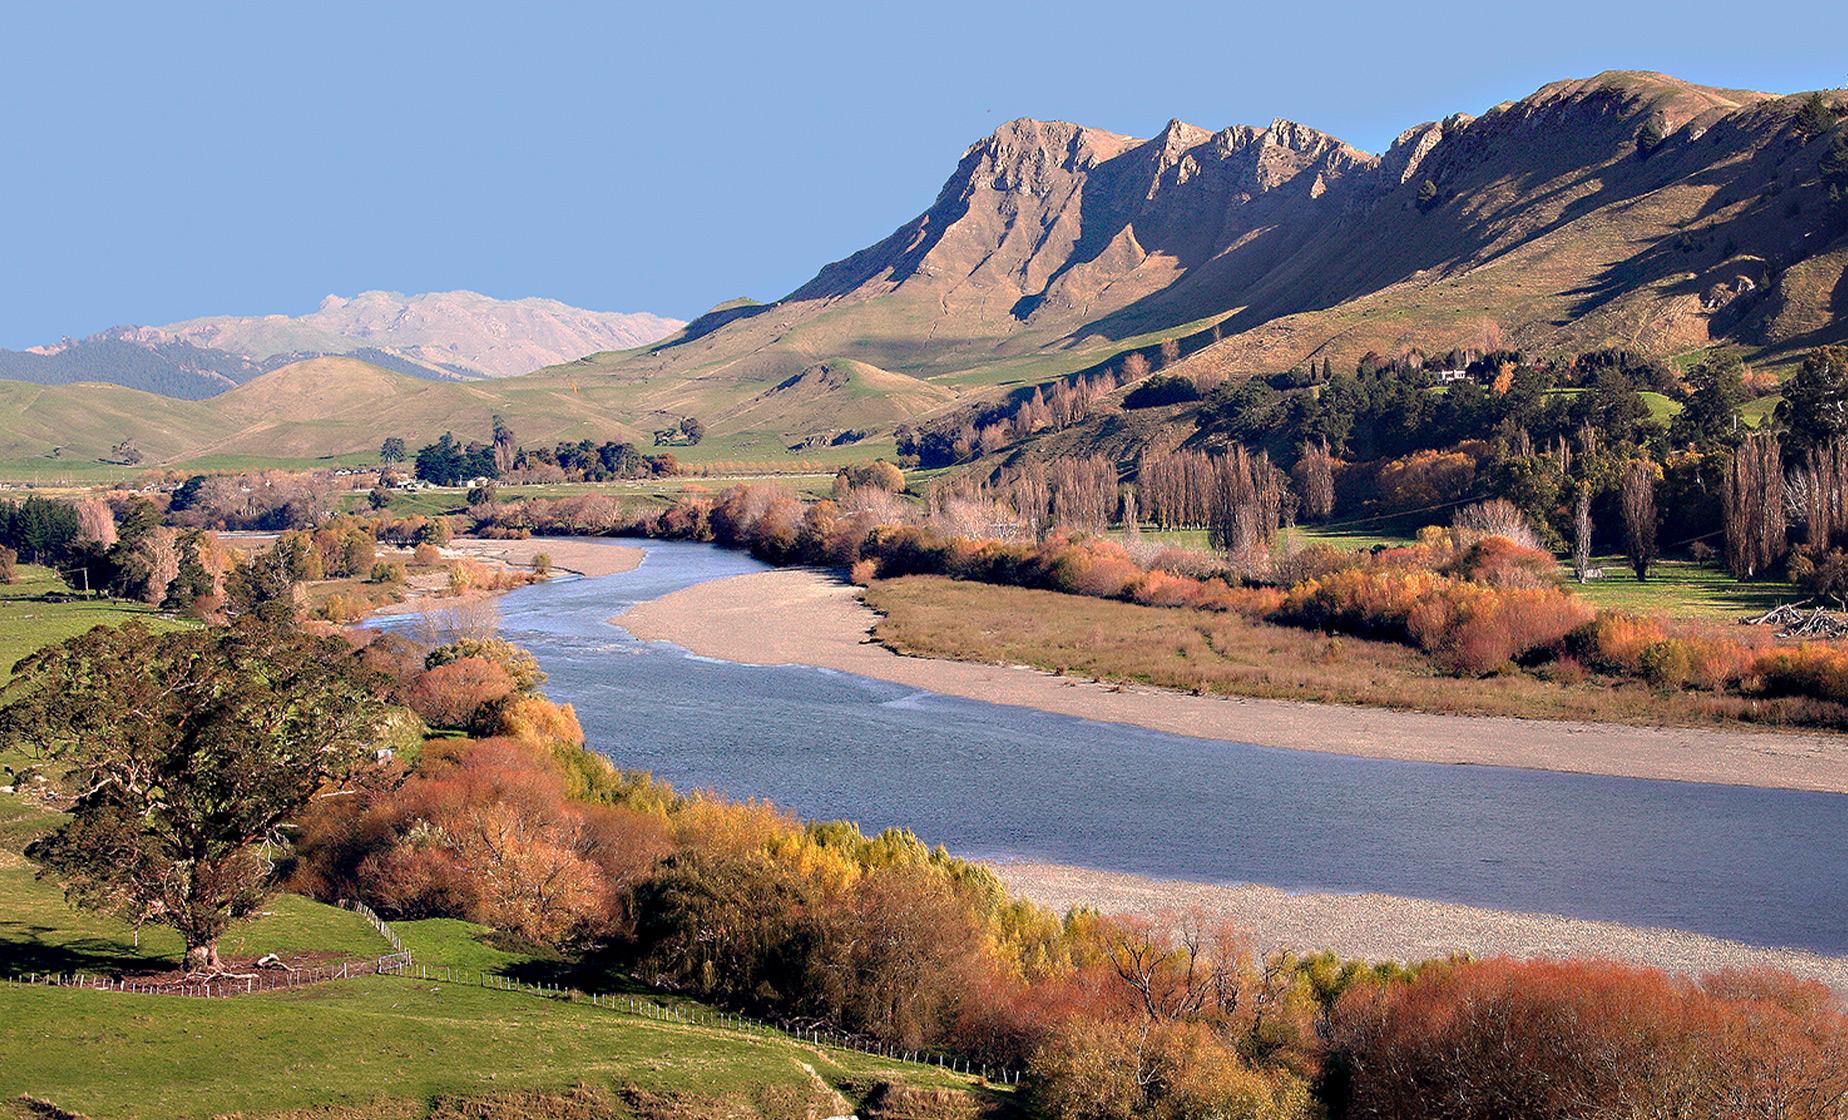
0,565,187,682
0,782,993,1119
864,575,1811,729
1568,556,1790,620
0,978,984,1119
350,475,842,518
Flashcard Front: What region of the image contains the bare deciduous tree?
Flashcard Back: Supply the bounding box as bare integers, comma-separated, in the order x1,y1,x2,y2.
1207,446,1289,574
1722,432,1786,578
1048,456,1117,533
1620,459,1658,580
1573,486,1594,583
1292,439,1336,521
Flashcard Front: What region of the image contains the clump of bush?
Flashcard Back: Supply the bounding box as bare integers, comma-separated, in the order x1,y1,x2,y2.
1122,374,1202,409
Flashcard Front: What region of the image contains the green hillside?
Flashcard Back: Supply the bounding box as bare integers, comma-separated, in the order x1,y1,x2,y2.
1,565,188,683
0,349,975,477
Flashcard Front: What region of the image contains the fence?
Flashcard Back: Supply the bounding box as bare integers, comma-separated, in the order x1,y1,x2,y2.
3,898,1023,1085
383,960,1022,1085
3,952,408,998
340,897,405,952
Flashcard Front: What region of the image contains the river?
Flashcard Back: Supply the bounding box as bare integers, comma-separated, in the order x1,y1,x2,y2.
374,539,1848,956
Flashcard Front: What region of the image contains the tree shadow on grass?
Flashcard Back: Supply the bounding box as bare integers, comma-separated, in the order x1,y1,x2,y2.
0,924,175,976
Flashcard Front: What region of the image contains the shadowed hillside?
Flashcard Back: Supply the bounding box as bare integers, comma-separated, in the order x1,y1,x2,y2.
562,70,1845,397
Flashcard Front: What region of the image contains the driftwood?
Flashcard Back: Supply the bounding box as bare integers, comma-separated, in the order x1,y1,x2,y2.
1743,602,1848,639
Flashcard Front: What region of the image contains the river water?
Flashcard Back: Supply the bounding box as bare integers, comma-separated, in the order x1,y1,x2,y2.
375,539,1848,955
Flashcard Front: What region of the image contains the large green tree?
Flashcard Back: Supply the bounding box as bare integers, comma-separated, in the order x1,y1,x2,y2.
1777,346,1848,451
0,617,391,968
1669,352,1748,449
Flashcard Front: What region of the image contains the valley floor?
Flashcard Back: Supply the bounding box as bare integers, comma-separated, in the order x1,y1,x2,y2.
612,568,1848,795
615,567,1848,987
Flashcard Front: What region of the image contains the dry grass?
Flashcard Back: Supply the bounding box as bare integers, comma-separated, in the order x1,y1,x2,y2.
865,576,1845,729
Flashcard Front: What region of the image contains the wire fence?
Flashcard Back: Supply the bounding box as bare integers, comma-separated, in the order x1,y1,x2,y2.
382,959,1022,1085
3,952,409,998
2,900,1022,1084
340,897,404,952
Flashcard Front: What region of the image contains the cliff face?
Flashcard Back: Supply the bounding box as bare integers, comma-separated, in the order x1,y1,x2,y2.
641,70,1841,386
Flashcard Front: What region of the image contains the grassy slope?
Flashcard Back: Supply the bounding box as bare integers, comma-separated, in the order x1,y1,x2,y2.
0,979,980,1120
344,476,840,520
0,566,187,682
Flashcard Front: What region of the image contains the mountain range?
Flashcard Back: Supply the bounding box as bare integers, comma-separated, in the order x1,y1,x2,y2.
2,71,1844,470
604,72,1845,388
0,291,682,399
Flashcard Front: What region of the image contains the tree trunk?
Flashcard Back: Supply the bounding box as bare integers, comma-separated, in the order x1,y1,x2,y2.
186,940,220,971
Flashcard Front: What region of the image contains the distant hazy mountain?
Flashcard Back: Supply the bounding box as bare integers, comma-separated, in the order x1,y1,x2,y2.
0,291,682,399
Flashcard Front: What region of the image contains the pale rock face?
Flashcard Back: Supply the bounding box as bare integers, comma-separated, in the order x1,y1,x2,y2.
1381,121,1448,185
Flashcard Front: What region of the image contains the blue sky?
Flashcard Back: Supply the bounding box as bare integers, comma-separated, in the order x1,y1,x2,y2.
2,0,1844,347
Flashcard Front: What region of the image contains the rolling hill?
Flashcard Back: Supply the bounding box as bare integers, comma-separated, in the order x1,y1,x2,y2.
0,358,645,468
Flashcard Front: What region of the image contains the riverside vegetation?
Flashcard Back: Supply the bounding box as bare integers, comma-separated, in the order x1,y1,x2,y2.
5,495,1848,1117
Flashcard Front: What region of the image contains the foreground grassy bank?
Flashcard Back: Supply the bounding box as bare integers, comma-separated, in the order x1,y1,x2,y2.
0,980,980,1119
0,774,992,1119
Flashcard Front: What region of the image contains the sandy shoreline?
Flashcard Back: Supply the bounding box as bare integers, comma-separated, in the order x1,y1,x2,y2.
993,861,1848,992
614,567,1848,794
447,537,644,578
611,560,1848,986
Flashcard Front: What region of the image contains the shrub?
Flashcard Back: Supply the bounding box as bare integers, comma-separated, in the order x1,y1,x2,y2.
1640,638,1697,690
1409,585,1593,675
849,558,878,586
1269,543,1360,588
404,657,516,730
832,461,906,497
1128,568,1204,608
1452,535,1558,588
0,545,14,584
1187,579,1286,619
1453,498,1544,551
1331,957,1848,1120
1027,1018,1312,1120
1586,611,1668,674
427,637,547,693
1122,374,1202,409
412,542,441,566
1755,643,1848,705
1376,449,1477,510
